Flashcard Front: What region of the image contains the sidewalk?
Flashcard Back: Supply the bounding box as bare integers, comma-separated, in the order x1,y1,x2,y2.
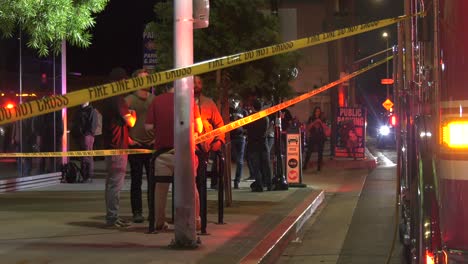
0,151,375,264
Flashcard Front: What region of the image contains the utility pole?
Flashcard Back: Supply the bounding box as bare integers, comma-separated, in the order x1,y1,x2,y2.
61,40,68,165
173,0,198,248
382,32,390,100
270,0,288,191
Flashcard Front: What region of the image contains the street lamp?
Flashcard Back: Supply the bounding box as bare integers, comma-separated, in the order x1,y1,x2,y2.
382,32,389,100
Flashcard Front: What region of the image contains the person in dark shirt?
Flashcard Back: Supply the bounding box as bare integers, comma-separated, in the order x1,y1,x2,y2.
11,117,34,176
245,99,272,192
34,108,63,173
229,98,248,189
72,102,98,182
101,67,136,228
303,106,328,171
280,108,293,132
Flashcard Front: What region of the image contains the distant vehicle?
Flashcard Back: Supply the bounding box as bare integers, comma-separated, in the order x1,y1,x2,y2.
376,113,396,148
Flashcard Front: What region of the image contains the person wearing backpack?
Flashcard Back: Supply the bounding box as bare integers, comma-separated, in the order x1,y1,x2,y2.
303,106,329,172
72,102,98,182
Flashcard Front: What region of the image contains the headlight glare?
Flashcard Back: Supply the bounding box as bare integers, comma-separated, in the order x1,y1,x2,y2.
379,125,390,136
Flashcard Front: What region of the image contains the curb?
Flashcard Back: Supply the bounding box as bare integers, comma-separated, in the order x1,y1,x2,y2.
0,172,61,193
240,190,325,264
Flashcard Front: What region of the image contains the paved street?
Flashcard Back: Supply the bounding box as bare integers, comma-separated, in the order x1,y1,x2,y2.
0,144,378,264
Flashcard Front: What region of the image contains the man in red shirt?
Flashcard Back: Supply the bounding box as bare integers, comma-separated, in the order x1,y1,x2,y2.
145,86,201,231
194,76,225,189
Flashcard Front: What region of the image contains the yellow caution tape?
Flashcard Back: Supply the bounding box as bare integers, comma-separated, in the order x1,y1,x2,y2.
0,149,154,158
2,57,390,157
0,14,415,126
195,56,393,144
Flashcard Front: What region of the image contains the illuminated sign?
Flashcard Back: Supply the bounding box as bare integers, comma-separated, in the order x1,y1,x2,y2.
381,78,394,85
382,99,394,111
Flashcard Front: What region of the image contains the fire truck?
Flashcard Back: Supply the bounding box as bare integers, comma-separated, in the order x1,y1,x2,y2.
396,0,468,263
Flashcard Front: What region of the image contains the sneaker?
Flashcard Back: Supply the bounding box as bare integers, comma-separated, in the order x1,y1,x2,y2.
155,222,169,231
107,218,131,228
234,182,239,189
133,214,144,223
250,181,263,192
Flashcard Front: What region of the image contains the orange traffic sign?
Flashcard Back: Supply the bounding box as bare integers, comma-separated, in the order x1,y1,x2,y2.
382,99,394,110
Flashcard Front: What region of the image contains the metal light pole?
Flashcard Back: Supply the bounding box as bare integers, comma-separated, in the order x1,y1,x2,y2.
173,0,198,248
61,40,68,166
382,32,389,100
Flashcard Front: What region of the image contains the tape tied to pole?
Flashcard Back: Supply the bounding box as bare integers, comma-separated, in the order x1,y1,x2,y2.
0,13,421,126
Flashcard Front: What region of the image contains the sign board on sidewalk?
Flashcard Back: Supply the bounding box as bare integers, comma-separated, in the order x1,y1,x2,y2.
286,133,302,184
335,107,366,159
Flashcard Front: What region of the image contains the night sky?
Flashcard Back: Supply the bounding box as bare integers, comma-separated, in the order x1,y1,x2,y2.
354,0,403,124
68,0,157,76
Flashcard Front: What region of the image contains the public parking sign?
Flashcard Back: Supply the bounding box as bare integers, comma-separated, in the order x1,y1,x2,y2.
382,99,394,111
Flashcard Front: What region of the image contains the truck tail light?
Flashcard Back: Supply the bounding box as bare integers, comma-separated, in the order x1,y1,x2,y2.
426,250,435,264
389,114,397,127
442,120,468,149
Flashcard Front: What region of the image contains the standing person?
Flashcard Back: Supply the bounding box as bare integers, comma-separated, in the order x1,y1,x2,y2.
92,108,104,161
101,67,136,228
75,102,98,182
145,85,201,231
34,108,63,173
229,98,247,189
194,76,225,188
303,106,328,172
72,102,98,182
125,69,155,223
93,108,103,154
245,99,271,192
265,116,275,161
280,108,293,132
11,117,34,177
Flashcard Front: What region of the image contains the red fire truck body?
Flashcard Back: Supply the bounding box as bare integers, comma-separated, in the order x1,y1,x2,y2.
397,0,468,263
439,0,468,252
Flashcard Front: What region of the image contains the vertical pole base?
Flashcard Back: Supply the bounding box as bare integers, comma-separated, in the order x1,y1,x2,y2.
169,238,201,249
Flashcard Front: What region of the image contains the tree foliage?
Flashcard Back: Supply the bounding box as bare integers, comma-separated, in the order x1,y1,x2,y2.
149,0,301,101
0,0,108,56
